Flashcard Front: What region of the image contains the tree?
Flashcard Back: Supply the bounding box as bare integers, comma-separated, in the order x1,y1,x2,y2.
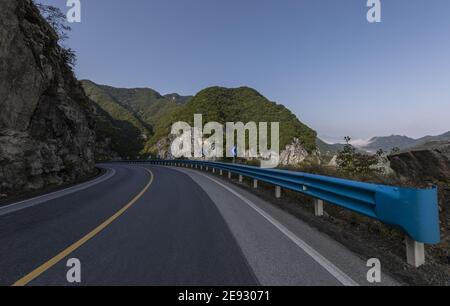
337,137,385,176
390,147,401,155
34,2,76,67
35,3,71,41
61,47,77,67
336,136,357,174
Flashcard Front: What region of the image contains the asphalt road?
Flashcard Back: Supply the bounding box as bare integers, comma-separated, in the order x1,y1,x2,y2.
0,164,399,286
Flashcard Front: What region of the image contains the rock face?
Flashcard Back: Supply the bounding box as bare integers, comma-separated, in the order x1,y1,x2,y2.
0,0,96,194
155,135,316,167
154,135,176,160
279,138,310,166
388,141,450,182
95,138,121,161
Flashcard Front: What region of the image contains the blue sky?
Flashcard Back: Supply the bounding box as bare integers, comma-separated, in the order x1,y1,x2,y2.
40,0,450,142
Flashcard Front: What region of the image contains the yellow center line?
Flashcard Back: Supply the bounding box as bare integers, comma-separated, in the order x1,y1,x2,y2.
12,168,154,286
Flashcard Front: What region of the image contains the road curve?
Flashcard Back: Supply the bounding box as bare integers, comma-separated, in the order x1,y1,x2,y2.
0,164,398,286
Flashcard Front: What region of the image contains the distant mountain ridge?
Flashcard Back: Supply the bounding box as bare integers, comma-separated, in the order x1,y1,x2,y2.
316,138,346,155
358,132,450,153
315,132,450,156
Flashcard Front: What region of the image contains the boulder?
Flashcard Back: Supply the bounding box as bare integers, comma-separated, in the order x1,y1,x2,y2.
388,141,450,182
279,138,310,166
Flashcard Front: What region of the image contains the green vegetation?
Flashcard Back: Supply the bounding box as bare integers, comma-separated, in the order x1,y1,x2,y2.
82,80,190,158
147,86,317,154
82,80,152,158
35,3,76,67
83,82,317,159
97,84,186,128
336,137,387,176
92,104,145,159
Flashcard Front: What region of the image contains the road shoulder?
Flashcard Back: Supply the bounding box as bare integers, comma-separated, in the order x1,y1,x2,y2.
171,166,399,286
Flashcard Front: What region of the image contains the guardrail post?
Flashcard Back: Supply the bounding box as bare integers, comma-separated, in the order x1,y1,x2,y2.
220,169,223,176
405,236,425,267
253,179,258,189
314,199,324,217
212,168,216,174
228,171,232,179
206,166,209,171
275,186,281,199
239,175,243,183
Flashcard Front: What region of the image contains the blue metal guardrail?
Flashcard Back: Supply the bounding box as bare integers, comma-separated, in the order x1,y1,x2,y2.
123,159,441,245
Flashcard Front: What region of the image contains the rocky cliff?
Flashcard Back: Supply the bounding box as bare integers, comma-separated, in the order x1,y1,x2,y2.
388,141,450,182
0,0,96,195
279,138,311,165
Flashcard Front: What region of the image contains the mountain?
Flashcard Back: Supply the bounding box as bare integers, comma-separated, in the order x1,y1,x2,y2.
358,132,450,153
91,83,191,127
84,82,318,162
316,138,346,155
0,0,96,195
81,80,191,158
417,131,450,145
81,80,152,158
146,86,317,159
360,135,417,153
164,93,192,105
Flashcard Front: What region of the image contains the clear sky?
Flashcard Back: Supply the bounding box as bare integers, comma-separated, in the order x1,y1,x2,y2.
39,0,450,142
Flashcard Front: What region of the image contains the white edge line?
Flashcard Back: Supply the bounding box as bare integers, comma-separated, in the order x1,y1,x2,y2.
0,166,116,216
185,168,359,286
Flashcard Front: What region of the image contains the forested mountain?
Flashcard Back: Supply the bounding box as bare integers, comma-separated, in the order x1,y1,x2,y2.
146,86,317,157
83,82,317,160
81,80,191,158
91,82,190,127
